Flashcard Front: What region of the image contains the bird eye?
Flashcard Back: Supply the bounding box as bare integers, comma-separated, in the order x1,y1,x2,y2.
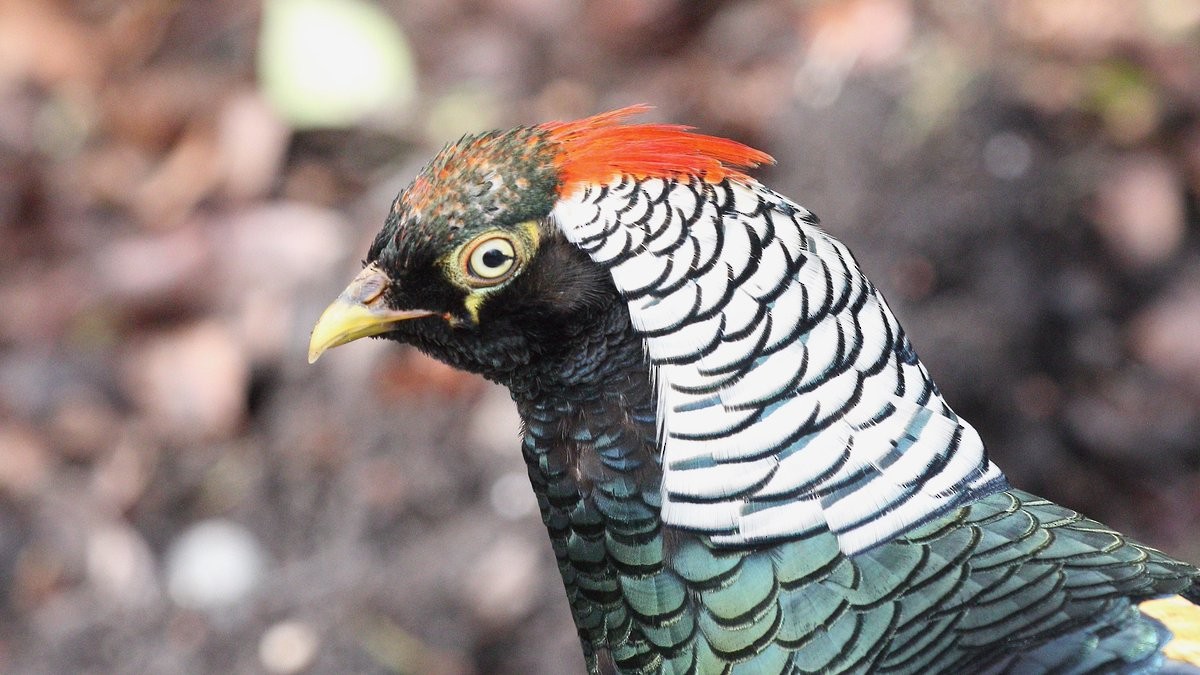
464,235,518,284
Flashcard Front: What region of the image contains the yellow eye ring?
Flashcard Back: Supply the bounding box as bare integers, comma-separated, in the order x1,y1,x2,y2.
464,235,518,284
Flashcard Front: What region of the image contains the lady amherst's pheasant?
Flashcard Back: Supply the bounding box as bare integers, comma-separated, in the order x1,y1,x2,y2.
310,106,1200,674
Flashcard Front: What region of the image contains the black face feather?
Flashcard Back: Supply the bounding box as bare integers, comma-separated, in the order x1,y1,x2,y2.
360,127,641,397
373,229,637,398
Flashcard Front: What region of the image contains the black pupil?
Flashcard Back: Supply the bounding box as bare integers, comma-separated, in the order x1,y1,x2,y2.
481,247,512,269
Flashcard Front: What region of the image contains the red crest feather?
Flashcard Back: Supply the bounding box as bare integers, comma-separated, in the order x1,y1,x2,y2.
540,105,775,194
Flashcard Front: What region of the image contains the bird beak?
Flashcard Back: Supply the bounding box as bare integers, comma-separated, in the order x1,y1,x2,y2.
308,263,436,363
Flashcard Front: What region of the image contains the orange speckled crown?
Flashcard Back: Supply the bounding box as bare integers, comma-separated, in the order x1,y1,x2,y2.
540,105,775,195
383,106,774,247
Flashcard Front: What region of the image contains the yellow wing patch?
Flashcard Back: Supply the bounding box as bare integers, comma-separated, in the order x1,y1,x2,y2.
1140,595,1200,666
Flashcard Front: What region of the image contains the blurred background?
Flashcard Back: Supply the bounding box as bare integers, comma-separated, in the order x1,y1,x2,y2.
1,0,1199,672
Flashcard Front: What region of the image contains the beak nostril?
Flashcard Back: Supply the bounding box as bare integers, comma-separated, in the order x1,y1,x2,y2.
359,276,386,304
352,263,390,305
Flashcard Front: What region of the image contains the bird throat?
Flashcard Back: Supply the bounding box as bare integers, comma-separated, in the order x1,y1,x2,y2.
510,319,675,670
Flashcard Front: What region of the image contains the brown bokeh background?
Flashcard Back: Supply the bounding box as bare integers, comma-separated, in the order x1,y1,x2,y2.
1,1,1199,673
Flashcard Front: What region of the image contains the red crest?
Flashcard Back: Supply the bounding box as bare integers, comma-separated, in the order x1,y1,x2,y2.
540,105,774,194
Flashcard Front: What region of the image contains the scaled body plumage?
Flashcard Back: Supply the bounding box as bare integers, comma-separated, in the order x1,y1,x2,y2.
310,107,1200,674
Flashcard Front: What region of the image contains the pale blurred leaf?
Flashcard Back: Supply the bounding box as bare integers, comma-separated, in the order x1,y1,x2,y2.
258,0,416,128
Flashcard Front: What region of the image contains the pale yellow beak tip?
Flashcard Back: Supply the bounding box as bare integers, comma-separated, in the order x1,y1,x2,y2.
307,297,362,364
306,345,324,365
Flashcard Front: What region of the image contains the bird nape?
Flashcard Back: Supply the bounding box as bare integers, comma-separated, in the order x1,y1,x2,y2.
309,106,1200,674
